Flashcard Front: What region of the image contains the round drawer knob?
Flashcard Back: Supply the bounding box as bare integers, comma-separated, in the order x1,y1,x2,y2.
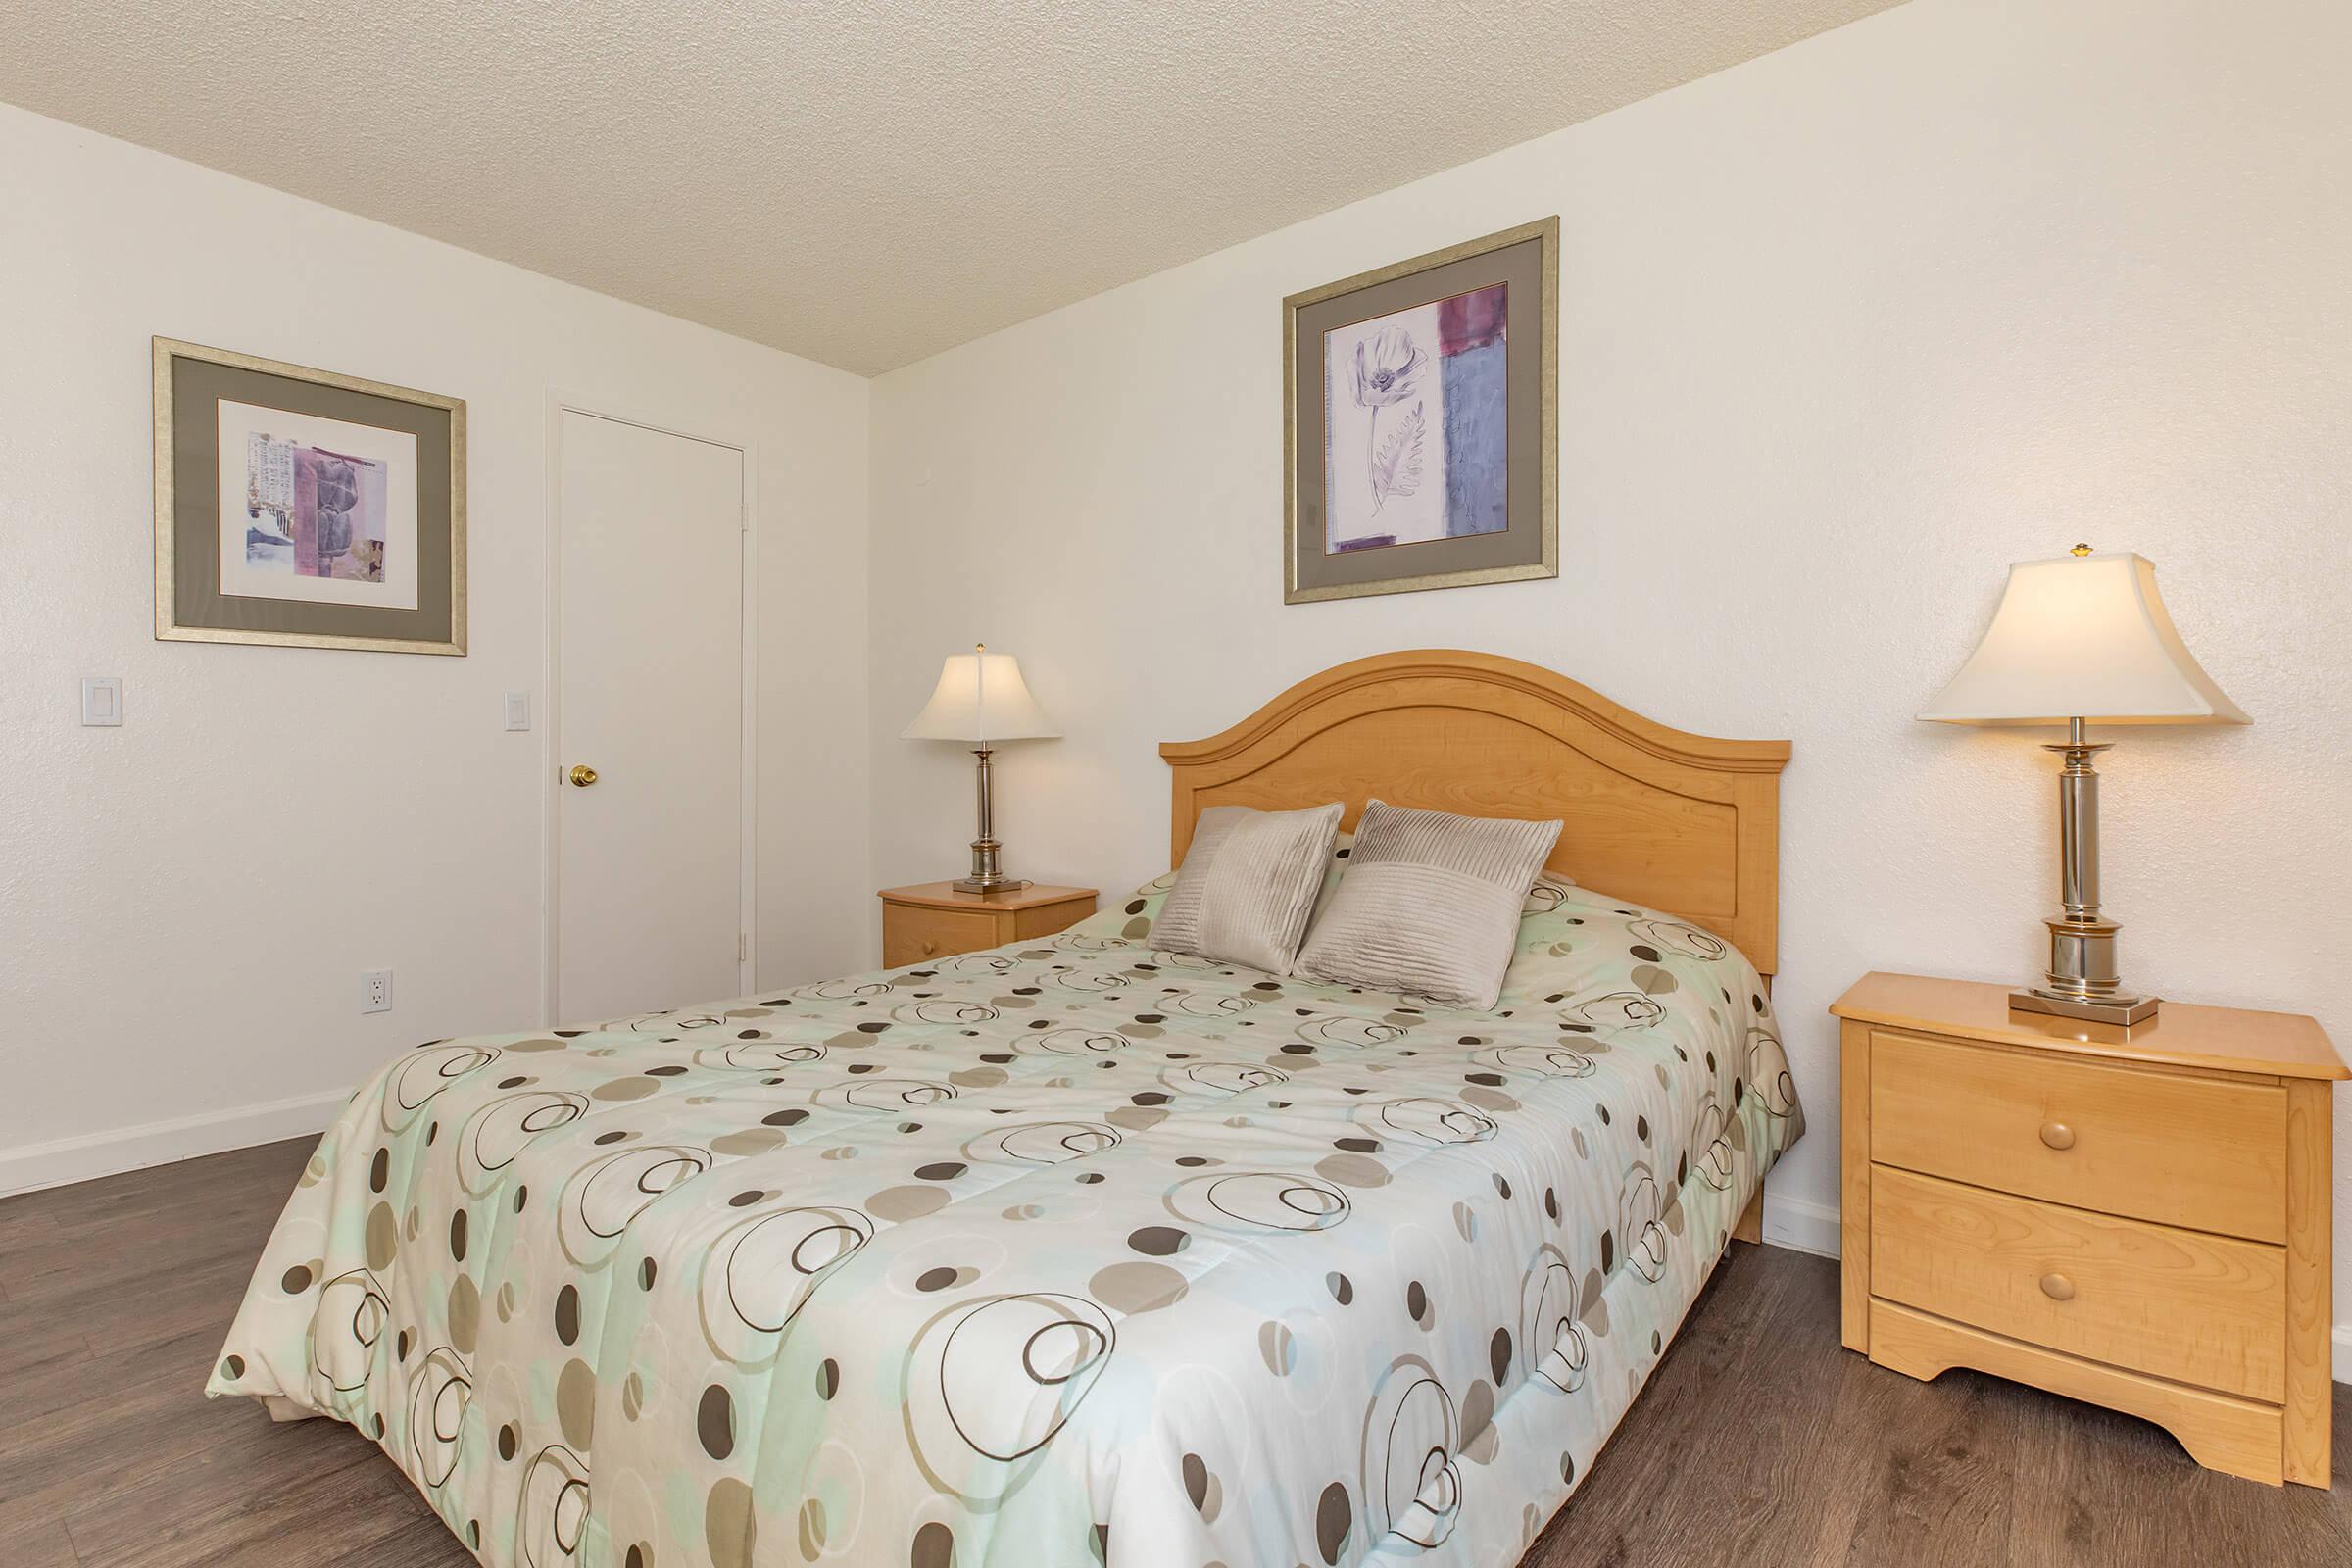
2038,1121,2075,1151
920,939,939,956
2039,1272,2076,1302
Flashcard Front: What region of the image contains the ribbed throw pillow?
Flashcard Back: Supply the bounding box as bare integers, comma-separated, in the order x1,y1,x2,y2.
1152,803,1345,973
1292,800,1563,1008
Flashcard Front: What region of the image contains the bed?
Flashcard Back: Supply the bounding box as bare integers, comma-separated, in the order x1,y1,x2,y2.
210,649,1801,1568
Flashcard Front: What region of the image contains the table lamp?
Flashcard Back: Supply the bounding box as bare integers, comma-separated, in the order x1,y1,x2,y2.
902,644,1060,893
1919,547,2246,1025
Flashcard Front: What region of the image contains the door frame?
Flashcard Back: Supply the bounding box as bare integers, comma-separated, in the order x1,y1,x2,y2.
542,394,759,1024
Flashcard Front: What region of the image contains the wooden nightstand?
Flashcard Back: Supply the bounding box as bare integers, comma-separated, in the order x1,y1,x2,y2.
878,882,1097,968
1832,971,2345,1487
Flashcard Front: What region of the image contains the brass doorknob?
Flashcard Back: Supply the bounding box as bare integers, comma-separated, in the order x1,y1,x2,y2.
2039,1121,2075,1151
568,764,599,787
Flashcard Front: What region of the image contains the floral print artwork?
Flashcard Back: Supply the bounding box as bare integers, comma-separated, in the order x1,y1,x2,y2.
1352,327,1428,516
1324,283,1510,553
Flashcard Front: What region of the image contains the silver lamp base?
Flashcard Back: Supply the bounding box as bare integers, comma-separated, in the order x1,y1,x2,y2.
2008,720,2160,1029
2010,987,2160,1027
953,862,1030,896
952,750,1028,895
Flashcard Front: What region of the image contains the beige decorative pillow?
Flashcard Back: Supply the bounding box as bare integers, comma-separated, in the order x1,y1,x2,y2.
1292,800,1563,1008
1152,803,1344,973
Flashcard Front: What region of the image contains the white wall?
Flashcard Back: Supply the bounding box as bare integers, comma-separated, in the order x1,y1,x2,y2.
8,0,2348,1360
0,103,872,1191
868,0,2352,1339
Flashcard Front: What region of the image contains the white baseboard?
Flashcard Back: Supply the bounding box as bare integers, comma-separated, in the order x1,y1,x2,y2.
1760,1190,1842,1259
0,1088,347,1200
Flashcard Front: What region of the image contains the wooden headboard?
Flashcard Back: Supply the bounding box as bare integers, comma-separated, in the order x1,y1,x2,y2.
1159,650,1791,976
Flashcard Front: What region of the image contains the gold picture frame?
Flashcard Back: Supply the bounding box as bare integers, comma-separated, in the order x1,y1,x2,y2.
154,336,467,654
1283,217,1558,604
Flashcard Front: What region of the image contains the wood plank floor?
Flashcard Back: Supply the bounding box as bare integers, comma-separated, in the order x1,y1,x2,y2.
2,1139,2345,1567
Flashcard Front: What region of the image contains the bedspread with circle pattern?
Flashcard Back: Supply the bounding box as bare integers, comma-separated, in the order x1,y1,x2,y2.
210,872,1802,1568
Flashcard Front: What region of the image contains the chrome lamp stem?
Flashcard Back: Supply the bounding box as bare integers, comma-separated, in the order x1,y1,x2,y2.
953,747,1026,894
2011,717,2159,1025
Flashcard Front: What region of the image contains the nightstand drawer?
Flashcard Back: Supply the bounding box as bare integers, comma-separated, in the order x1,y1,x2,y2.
883,905,1001,966
1870,1165,2286,1402
1871,1029,2287,1243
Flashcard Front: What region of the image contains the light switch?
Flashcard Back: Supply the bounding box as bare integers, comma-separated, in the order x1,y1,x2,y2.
80,677,123,726
504,691,531,731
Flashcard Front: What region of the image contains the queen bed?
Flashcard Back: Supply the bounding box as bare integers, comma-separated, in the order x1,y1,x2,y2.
210,650,1801,1568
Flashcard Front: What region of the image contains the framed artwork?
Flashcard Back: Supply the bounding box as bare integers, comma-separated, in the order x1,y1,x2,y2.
1283,217,1557,604
154,337,466,654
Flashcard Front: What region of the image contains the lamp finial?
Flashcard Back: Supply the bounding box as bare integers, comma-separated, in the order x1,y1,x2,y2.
2070,543,2092,557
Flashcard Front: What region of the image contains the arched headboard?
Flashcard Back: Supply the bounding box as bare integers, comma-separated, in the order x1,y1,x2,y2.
1159,650,1791,976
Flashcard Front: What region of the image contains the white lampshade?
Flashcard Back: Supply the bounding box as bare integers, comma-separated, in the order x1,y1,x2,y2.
1919,551,2247,727
901,646,1060,744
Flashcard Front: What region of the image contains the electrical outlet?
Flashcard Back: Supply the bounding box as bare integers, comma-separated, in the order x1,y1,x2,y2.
362,969,394,1014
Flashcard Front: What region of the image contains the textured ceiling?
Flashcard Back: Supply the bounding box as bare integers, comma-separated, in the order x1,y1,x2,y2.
2,1,1902,373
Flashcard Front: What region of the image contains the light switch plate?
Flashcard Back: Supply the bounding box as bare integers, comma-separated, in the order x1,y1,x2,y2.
80,677,123,726
504,691,531,731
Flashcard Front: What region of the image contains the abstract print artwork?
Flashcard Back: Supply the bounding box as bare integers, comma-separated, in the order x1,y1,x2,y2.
1286,219,1557,603
156,337,466,654
1324,282,1508,553
217,399,416,608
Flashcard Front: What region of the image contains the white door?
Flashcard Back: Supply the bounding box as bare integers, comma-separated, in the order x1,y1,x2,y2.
555,409,747,1020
